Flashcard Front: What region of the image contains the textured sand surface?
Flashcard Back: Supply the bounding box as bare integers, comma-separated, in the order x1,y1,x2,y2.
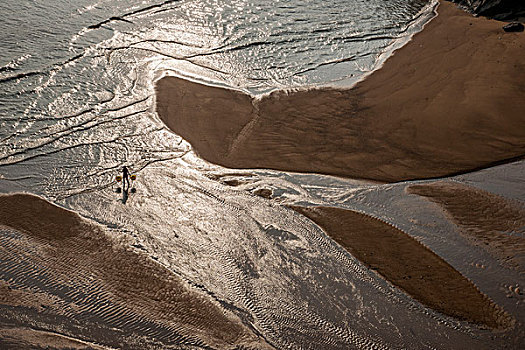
0,193,272,350
156,1,525,182
290,205,513,329
407,181,525,269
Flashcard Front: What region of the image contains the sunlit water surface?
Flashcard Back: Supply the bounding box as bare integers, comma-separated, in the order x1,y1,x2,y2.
1,0,523,349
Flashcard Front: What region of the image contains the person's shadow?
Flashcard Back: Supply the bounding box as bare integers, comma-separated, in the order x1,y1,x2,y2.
116,181,130,204
121,187,129,204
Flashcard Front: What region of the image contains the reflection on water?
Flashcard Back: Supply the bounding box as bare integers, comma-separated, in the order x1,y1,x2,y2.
2,0,523,349
0,0,437,197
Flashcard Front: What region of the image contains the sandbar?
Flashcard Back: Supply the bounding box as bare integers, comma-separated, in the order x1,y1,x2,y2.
290,205,513,329
156,1,525,182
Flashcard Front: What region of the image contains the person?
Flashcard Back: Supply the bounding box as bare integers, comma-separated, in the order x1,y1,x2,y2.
122,166,130,190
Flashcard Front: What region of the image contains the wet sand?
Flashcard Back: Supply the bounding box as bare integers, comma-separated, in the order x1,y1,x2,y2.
0,326,108,350
156,1,525,182
0,193,272,349
290,205,513,329
407,181,525,269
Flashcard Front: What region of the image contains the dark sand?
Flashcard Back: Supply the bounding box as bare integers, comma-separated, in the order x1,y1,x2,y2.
407,181,525,269
290,205,513,329
156,1,525,182
0,326,107,350
0,193,272,349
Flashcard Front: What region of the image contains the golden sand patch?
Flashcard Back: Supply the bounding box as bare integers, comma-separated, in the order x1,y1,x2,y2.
156,2,525,182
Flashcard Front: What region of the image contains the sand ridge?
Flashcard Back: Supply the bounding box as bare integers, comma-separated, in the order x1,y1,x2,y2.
156,1,525,182
290,205,513,329
0,327,111,350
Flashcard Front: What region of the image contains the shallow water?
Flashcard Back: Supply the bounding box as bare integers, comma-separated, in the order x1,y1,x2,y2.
0,0,436,194
1,0,524,349
0,0,435,94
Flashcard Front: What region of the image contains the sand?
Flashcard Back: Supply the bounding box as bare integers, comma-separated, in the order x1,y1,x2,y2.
0,327,109,350
290,205,513,329
0,193,273,350
407,181,525,269
156,1,525,182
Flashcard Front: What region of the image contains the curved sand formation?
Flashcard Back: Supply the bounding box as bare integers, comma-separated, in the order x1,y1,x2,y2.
407,181,525,269
0,193,273,350
156,1,525,182
290,205,513,329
